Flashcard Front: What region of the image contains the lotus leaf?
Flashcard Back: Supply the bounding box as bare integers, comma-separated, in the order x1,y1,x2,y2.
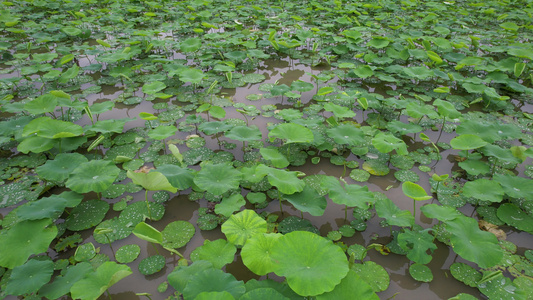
477,273,527,300
115,244,141,264
394,170,420,182
24,93,58,115
182,268,245,300
260,147,289,168
197,214,219,231
126,170,177,193
450,262,481,287
434,99,461,119
180,38,202,52
375,197,414,227
290,80,314,93
147,125,178,140
268,123,314,144
316,269,378,300
87,118,131,135
4,258,54,296
409,263,433,282
62,26,82,36
190,239,236,269
22,116,83,139
241,233,282,276
70,261,132,300
215,194,246,217
179,68,205,84
278,216,319,234
66,200,109,231
349,169,371,182
240,288,289,300
402,66,434,80
74,242,96,262
402,181,432,201
167,260,214,293
420,204,462,222
242,73,266,84
161,220,195,249
350,261,390,292
255,164,305,195
398,228,436,264
450,134,488,150
156,164,195,190
493,174,533,199
462,179,504,203
270,231,349,296
133,221,163,244
93,217,133,244
194,163,242,195
66,160,120,193
221,209,267,246
16,191,82,221
372,132,408,155
458,159,491,175
139,255,166,275
321,176,375,209
142,81,166,95
119,201,165,224
497,204,533,234
225,125,262,142
195,291,235,300
326,124,365,146
39,262,93,300
282,185,327,216
446,216,504,268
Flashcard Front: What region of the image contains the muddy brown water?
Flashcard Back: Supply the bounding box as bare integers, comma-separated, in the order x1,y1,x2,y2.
2,57,533,300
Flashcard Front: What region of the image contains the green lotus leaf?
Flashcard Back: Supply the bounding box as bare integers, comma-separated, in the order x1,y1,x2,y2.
290,80,314,93
375,197,414,227
162,220,195,249
225,50,247,62
242,73,266,84
225,125,262,142
255,164,305,195
350,261,390,292
270,84,291,96
240,288,289,300
321,176,375,209
398,228,437,264
221,209,267,246
147,125,178,140
5,259,54,296
115,244,141,264
420,204,462,222
434,99,461,119
179,68,205,84
194,163,242,195
215,194,246,217
446,216,503,268
62,26,82,36
139,254,166,275
402,181,432,201
133,221,163,244
449,262,481,287
282,185,327,216
260,147,289,168
66,199,109,231
508,47,533,60
450,134,488,150
317,86,334,95
500,21,519,31
126,170,177,193
402,66,434,80
326,124,364,146
167,260,214,293
462,179,504,203
70,261,132,300
458,159,490,176
142,81,166,94
195,291,235,300
394,170,420,182
155,164,194,190
367,37,390,48
24,93,58,114
39,262,93,300
271,231,349,296
182,268,245,300
497,203,533,233
93,217,133,244
268,123,314,144
22,116,83,139
409,263,433,282
36,153,88,182
316,269,379,300
352,65,374,78
66,160,120,193
17,191,82,221
241,233,282,276
58,64,79,83
456,120,501,143
74,242,96,262
493,174,533,199
372,132,408,155
191,239,236,269
180,37,202,53
349,169,371,182
198,121,233,135
477,272,527,300
278,216,319,234
386,120,422,135
277,108,303,121
86,118,131,134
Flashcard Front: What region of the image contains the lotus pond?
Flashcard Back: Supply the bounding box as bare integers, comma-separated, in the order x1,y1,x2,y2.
1,0,533,299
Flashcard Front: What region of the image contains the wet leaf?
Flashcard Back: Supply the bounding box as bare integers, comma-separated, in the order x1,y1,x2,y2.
5,259,54,296
162,221,195,249
139,255,166,275
70,261,132,300
194,163,242,195
115,244,141,264
350,261,390,292
221,209,267,246
66,200,109,231
191,239,236,269
450,262,481,287
409,263,433,282
183,268,245,300
66,160,120,193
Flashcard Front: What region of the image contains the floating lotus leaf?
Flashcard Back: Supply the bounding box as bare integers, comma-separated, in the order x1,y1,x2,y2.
127,170,177,193
394,170,420,182
493,174,533,199
446,216,504,268
349,169,370,182
240,288,289,300
197,214,219,230
74,243,96,262
449,262,481,287
362,160,390,176
225,125,262,142
270,84,291,96
221,209,267,246
194,163,242,195
477,273,527,300
323,103,356,119
215,194,246,217
278,216,319,234
339,225,355,237
321,176,375,209
326,124,365,146
5,259,54,296
255,164,304,195
367,37,389,48
386,120,422,135
39,262,93,300
450,134,488,150
66,160,120,193
291,80,314,93
409,263,433,282
119,201,165,224
398,228,436,264
282,185,327,216
179,68,205,84
316,269,379,300
180,37,202,52
93,217,133,244
480,144,522,165
62,26,82,36
277,108,303,121
147,125,178,140
66,200,109,231
462,179,504,203
156,164,195,190
198,121,233,135
242,73,266,84
241,233,282,276
142,81,166,95
183,268,245,300
456,120,502,143
497,203,533,234
139,255,166,275
268,123,314,144
402,181,432,201
375,197,414,227
190,239,236,269
271,231,349,296
225,50,247,62
350,261,390,292
70,261,132,300
115,244,141,264
162,220,195,249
